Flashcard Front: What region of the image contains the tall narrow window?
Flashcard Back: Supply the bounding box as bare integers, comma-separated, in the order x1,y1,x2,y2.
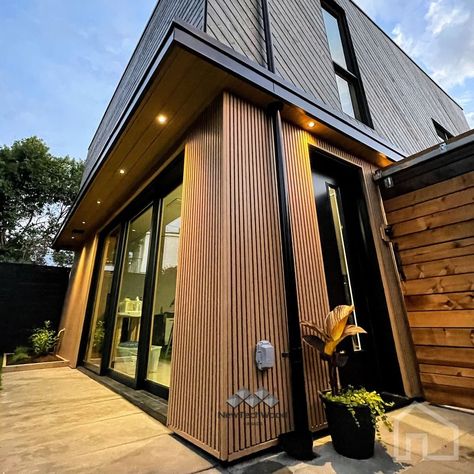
109,206,153,378
147,184,182,387
85,226,120,367
322,2,371,125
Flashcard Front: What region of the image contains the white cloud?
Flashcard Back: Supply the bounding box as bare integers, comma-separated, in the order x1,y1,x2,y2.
465,112,474,128
353,0,474,129
425,0,470,36
388,1,474,90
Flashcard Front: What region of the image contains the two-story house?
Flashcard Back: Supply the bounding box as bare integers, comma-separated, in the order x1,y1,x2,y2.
53,0,470,461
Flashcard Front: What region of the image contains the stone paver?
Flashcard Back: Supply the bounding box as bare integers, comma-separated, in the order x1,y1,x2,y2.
0,368,217,474
1,368,473,473
226,402,474,474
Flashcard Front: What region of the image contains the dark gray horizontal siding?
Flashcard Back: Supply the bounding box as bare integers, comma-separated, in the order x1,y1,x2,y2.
205,0,469,155
82,0,205,186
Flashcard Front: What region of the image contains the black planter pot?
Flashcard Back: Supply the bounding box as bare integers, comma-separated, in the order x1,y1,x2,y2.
321,394,375,459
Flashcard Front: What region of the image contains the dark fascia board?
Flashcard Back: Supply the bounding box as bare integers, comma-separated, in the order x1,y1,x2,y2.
53,20,406,249
172,20,407,160
375,129,474,181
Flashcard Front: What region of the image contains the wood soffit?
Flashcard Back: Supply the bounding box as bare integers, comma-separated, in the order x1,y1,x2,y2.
55,20,406,250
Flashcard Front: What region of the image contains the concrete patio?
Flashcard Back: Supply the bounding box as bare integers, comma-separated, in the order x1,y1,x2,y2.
1,367,473,473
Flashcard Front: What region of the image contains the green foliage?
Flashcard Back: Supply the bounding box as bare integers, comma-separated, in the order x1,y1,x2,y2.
92,320,105,352
323,386,394,439
9,346,31,364
0,136,84,266
30,321,58,356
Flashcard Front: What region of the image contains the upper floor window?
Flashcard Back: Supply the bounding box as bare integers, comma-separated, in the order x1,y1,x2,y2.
321,2,372,126
433,120,453,142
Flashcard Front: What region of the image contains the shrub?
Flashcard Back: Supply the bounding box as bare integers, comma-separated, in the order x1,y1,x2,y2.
30,321,58,355
10,346,31,364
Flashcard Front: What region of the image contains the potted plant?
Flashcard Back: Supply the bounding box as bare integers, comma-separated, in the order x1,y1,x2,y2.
301,305,393,459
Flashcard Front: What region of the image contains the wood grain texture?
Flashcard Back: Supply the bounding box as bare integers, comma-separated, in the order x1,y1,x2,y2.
384,171,474,212
391,203,474,237
383,166,474,408
57,237,98,367
395,221,474,251
387,187,474,225
282,120,421,403
403,255,474,280
423,384,474,409
411,328,474,347
168,99,223,457
403,274,474,295
169,94,294,460
408,310,474,328
419,364,474,378
415,346,474,368
399,238,474,265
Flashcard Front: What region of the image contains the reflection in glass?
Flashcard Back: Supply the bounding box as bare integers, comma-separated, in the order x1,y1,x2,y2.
85,227,120,367
328,186,362,351
336,75,356,119
322,8,347,68
147,184,182,386
110,206,153,377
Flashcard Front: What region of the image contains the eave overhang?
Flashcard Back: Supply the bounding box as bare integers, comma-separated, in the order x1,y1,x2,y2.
55,20,407,250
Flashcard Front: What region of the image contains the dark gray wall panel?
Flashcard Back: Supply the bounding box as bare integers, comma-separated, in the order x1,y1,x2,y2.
206,0,267,66
205,0,469,156
82,0,205,186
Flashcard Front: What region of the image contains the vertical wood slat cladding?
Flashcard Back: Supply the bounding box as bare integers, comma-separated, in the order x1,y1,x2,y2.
223,94,293,459
168,100,223,458
57,237,98,367
384,172,474,409
204,0,468,157
82,0,205,185
169,93,421,459
282,121,421,427
168,94,293,460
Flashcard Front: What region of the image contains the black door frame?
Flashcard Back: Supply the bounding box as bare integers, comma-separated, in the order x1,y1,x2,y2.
311,147,404,395
79,157,184,399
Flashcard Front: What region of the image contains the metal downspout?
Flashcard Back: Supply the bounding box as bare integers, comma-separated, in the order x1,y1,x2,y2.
261,0,315,460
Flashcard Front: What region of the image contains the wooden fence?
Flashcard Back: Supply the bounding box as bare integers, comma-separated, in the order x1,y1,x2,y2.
383,167,474,409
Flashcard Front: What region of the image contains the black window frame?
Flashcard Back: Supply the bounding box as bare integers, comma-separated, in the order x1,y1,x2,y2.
432,119,453,142
79,156,184,400
321,0,373,127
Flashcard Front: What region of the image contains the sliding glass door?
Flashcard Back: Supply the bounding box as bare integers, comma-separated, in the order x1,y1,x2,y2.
81,160,184,397
109,206,153,379
146,184,182,388
84,226,120,369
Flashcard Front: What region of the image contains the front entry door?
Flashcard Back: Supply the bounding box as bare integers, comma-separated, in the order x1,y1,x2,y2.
312,151,403,396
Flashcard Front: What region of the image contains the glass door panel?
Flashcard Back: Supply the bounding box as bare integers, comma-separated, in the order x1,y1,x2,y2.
146,184,182,386
327,185,362,351
85,227,120,367
109,206,153,378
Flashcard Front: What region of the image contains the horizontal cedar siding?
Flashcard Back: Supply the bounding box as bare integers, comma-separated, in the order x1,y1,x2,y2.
385,170,474,409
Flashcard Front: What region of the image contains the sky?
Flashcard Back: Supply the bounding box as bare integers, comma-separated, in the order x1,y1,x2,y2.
0,0,472,162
